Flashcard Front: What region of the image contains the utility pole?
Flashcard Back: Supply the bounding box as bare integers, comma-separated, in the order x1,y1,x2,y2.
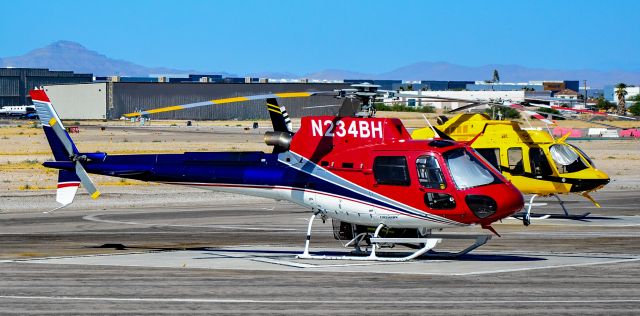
583,80,587,109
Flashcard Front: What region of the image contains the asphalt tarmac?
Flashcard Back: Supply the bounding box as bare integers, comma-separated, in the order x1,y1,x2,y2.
0,189,639,315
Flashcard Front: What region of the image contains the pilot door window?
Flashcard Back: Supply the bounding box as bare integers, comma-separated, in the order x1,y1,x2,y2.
507,148,524,175
416,155,455,209
416,156,446,189
373,156,411,186
529,148,553,177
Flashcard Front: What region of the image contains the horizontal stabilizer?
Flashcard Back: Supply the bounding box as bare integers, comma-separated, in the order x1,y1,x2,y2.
56,170,80,206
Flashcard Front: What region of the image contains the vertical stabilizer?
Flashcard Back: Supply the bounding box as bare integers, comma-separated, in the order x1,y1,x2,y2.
31,89,79,161
266,98,293,133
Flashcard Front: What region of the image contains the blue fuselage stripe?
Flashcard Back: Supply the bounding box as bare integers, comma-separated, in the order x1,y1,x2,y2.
44,151,450,224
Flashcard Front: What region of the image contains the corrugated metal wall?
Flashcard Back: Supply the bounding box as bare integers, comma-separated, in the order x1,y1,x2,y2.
109,83,349,120
0,68,93,106
0,77,20,106
0,77,20,95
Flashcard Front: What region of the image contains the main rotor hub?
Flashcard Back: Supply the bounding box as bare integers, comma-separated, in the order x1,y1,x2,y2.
334,82,382,118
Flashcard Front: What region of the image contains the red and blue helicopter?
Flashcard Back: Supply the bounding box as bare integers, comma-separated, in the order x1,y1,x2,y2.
30,84,524,261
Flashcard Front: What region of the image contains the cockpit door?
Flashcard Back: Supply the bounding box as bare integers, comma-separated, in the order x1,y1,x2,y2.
416,154,461,215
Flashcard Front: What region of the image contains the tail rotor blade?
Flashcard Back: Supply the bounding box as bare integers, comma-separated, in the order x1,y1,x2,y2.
48,118,75,156
75,163,100,199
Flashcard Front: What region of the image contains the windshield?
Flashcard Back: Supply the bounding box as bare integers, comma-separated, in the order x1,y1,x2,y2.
444,148,499,189
568,143,595,167
549,144,589,173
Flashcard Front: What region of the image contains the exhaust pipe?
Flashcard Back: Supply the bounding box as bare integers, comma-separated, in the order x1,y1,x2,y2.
264,131,292,150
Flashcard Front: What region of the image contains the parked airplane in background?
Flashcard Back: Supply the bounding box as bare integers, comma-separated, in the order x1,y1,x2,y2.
31,85,524,261
0,105,37,118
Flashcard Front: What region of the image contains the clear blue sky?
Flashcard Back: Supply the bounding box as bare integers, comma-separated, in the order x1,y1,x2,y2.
1,0,638,75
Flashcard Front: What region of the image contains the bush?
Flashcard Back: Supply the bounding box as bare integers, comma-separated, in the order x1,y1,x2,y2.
536,107,565,120
375,103,435,113
629,102,640,116
595,97,615,111
484,107,520,119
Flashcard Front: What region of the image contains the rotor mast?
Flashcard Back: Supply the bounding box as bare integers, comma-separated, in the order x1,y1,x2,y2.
345,82,381,117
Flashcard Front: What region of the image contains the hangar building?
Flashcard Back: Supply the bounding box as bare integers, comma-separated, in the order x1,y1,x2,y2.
43,82,349,120
0,68,92,107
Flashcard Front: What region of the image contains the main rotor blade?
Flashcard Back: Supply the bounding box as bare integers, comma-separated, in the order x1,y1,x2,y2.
75,162,100,199
525,99,637,121
123,91,336,117
446,102,485,113
394,94,482,103
303,104,342,109
525,110,621,128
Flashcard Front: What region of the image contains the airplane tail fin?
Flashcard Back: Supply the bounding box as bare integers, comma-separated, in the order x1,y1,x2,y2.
29,89,100,212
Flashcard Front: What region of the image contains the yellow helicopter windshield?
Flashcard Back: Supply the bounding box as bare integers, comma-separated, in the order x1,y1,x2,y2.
568,143,595,167
549,144,589,174
444,148,499,190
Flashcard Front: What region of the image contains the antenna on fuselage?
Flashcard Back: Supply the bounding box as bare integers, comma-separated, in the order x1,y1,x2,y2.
422,114,439,138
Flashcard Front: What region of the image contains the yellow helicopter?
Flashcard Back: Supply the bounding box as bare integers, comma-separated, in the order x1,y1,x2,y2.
411,109,610,226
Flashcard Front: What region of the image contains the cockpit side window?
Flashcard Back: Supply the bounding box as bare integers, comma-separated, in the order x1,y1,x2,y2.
373,156,410,186
507,148,524,175
529,147,553,176
416,156,446,189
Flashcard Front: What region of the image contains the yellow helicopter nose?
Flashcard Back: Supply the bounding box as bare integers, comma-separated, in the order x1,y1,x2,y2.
566,169,610,193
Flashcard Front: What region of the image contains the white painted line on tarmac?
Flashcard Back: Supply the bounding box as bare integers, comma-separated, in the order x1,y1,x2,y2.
452,257,640,276
1,295,639,305
501,215,640,227
508,232,640,237
82,214,299,231
250,257,318,268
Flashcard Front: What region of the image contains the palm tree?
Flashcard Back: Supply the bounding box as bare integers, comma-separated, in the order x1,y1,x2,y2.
615,83,628,115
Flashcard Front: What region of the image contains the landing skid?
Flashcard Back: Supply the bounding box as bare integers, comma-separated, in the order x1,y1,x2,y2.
513,212,590,220
297,213,491,262
519,194,591,226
